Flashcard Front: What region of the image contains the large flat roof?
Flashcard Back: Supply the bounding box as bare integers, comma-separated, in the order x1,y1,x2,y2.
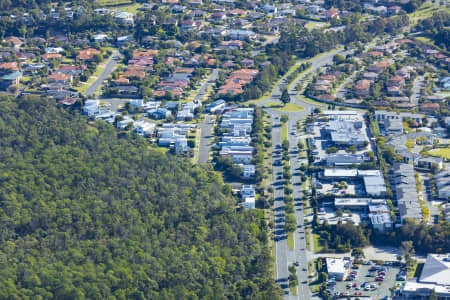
326,258,350,274
324,168,358,177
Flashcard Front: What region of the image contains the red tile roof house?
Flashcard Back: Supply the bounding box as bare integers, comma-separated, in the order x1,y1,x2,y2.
114,76,130,86
77,48,101,61
162,0,179,4
368,51,384,57
220,40,243,50
228,8,246,16
322,8,340,19
387,86,402,96
369,60,391,73
122,69,146,80
4,36,23,49
133,50,158,58
355,80,371,98
57,65,86,75
420,103,440,113
42,53,63,61
0,62,19,72
158,81,189,89
388,75,405,87
319,74,337,82
48,73,73,84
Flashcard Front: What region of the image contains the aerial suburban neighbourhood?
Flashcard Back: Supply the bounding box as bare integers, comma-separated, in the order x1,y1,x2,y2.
0,0,448,299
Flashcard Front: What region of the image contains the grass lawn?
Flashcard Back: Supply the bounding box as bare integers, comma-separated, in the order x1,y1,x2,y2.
96,0,133,6
313,233,322,253
265,102,304,112
118,3,141,13
408,2,445,25
298,94,327,107
290,285,298,296
281,120,288,142
287,231,295,250
427,148,450,159
306,228,311,251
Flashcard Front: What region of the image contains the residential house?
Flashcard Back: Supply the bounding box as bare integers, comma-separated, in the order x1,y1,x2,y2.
355,80,371,97
420,103,440,113
77,48,101,61
134,120,156,137
0,71,22,90
220,40,243,50
115,11,134,25
48,73,73,84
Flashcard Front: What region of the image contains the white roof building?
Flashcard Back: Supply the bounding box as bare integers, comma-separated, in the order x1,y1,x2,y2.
401,254,450,299
420,254,450,285
323,168,358,178
326,258,351,281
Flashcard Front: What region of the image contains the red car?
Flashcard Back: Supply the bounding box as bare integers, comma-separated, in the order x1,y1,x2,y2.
379,271,386,276
353,283,358,288
376,277,385,281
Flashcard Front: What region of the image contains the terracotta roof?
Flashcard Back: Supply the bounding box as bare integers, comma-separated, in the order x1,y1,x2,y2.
4,36,22,45
420,103,439,109
77,48,101,60
133,50,158,58
48,73,72,81
0,62,18,71
368,51,383,57
114,76,130,84
355,80,371,90
123,70,146,79
43,53,62,60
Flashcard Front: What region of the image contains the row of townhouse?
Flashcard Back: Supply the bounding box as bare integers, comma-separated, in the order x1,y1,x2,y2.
158,123,196,153
217,108,256,208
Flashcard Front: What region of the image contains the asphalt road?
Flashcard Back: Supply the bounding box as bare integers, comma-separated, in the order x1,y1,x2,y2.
261,47,347,299
270,115,291,296
85,50,121,97
198,115,213,164
195,69,219,102
411,75,424,106
196,69,219,164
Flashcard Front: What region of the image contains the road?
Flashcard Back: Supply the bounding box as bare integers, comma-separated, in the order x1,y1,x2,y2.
198,115,213,164
270,116,291,296
85,50,121,97
335,70,359,99
196,69,219,164
195,69,219,102
259,47,349,299
411,75,424,106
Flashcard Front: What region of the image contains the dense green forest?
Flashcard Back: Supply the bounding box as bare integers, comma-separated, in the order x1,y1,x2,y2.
0,96,281,299
416,12,450,51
